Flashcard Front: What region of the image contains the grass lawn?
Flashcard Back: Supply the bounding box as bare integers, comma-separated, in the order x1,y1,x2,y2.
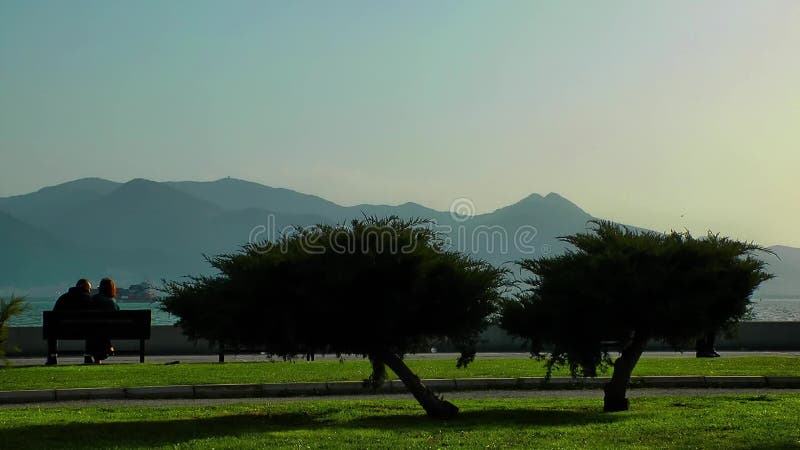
0,356,798,391
0,395,798,449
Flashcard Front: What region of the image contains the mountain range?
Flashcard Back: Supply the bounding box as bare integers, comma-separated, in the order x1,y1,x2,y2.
0,177,797,298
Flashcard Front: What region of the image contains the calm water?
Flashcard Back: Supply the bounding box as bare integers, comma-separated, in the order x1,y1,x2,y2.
7,298,176,327
751,298,800,322
6,298,800,327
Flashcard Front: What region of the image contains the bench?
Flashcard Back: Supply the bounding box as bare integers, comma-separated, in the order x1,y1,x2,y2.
43,310,152,364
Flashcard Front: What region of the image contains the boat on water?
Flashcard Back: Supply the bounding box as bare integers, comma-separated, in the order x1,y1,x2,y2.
117,282,159,303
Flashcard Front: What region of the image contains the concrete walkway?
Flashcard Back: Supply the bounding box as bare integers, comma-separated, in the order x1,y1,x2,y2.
2,375,799,406
8,351,800,367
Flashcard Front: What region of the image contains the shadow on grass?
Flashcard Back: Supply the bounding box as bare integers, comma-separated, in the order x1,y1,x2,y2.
0,407,623,449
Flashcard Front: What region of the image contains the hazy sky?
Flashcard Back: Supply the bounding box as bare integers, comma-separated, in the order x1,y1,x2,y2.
1,1,799,246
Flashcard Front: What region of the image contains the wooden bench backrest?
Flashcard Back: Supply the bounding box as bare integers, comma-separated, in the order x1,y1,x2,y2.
43,310,152,340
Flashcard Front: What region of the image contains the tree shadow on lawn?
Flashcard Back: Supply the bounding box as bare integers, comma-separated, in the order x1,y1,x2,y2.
0,407,627,449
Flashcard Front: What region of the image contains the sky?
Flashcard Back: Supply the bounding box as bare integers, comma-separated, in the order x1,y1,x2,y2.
1,0,799,246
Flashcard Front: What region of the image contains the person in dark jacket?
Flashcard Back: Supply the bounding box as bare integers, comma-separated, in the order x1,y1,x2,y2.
47,279,93,365
87,278,119,364
53,279,92,311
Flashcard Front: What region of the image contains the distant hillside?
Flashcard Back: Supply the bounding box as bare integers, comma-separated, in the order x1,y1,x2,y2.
0,177,797,298
0,178,346,288
166,178,345,218
51,178,223,252
0,211,79,286
344,202,452,223
168,178,451,222
460,193,594,267
0,178,120,225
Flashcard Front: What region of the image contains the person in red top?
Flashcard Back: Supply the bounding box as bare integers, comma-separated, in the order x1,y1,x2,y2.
87,278,120,364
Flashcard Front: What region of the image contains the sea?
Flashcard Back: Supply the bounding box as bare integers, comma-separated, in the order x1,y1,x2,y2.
7,298,175,327
5,297,800,327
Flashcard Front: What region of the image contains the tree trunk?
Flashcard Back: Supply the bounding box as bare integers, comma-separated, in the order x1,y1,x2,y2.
603,332,647,412
695,332,718,358
378,351,459,419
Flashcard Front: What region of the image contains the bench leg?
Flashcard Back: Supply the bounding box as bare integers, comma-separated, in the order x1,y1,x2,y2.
139,340,145,363
45,338,58,365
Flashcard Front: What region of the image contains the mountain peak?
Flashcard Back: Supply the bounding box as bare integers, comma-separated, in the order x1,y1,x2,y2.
112,178,171,197
486,191,591,220
520,193,544,202
544,192,587,212
107,178,220,214
211,177,267,187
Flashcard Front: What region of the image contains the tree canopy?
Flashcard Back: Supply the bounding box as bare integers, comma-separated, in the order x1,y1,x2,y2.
501,221,773,411
163,217,506,418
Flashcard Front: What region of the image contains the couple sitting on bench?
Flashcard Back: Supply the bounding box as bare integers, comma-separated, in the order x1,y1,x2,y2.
49,278,119,365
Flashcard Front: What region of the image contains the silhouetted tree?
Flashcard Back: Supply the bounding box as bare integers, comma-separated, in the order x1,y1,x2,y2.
163,217,505,418
0,296,27,366
501,221,772,412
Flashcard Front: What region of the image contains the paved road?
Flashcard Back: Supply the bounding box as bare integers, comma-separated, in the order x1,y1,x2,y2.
2,388,798,410
8,351,800,367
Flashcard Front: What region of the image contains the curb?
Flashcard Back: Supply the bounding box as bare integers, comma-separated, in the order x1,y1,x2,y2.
2,376,799,405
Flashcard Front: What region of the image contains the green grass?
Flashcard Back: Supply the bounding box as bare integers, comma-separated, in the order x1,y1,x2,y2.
0,356,798,391
0,395,798,448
